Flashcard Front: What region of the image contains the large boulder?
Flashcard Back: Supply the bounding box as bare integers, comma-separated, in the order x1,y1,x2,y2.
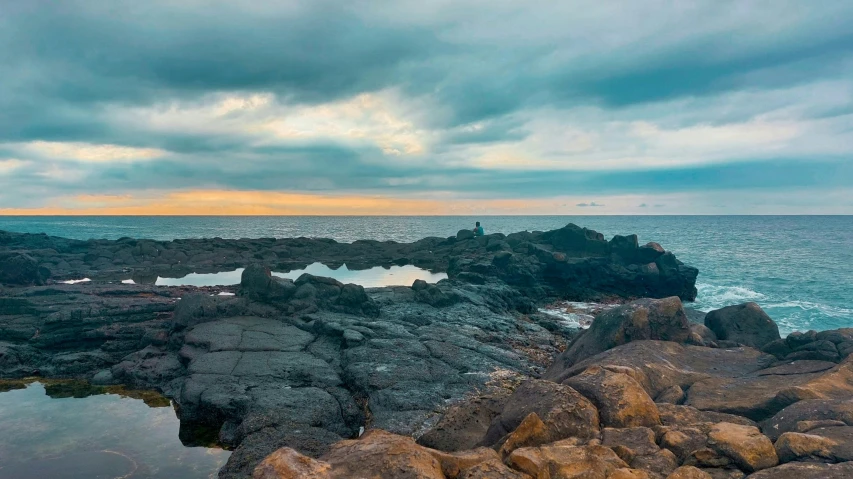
548,297,691,371
704,303,780,349
706,423,777,472
481,379,600,447
0,252,48,285
564,366,661,428
418,394,509,452
760,399,853,441
321,430,445,479
507,444,628,479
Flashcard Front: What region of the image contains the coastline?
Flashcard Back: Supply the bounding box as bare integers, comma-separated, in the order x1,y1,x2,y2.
2,223,851,478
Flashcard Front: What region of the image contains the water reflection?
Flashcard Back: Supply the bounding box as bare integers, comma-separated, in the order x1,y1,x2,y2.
0,381,229,479
153,263,447,288
273,263,448,288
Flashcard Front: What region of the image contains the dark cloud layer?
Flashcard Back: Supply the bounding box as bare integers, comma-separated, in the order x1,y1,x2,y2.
1,0,852,212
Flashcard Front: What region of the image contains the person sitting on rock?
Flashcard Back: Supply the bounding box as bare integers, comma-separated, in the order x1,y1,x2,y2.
473,221,484,237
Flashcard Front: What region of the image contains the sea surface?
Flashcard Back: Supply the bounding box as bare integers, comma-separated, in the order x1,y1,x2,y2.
2,215,851,334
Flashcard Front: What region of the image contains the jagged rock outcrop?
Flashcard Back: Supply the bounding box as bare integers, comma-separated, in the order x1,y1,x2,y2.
0,224,698,302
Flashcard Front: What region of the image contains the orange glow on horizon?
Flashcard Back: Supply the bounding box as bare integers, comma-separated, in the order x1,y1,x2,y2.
0,190,577,216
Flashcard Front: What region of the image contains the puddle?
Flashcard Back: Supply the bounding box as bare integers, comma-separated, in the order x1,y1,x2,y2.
153,263,447,288
273,263,448,288
0,380,229,479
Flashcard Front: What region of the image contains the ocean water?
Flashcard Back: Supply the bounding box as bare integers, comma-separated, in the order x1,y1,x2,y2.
2,216,851,334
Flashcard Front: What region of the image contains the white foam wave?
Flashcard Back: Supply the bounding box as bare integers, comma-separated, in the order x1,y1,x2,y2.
61,278,91,284
694,283,765,311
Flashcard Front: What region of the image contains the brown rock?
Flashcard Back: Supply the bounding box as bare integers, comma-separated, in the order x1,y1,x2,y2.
252,447,331,479
631,449,679,477
794,419,847,433
610,468,653,479
322,430,445,479
610,445,637,464
683,448,731,469
507,444,627,479
428,447,500,478
545,341,770,399
548,297,692,369
774,432,837,463
666,466,712,479
602,427,659,456
697,469,743,479
760,399,853,441
656,386,685,405
706,423,777,472
419,394,508,451
744,461,853,479
499,413,551,456
660,427,708,461
657,405,756,428
565,366,660,428
482,379,600,447
457,457,532,479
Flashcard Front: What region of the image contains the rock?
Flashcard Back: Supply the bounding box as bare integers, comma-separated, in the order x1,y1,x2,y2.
760,399,853,441
704,303,780,349
418,395,508,452
456,457,532,479
498,413,551,456
744,461,853,479
252,447,331,479
637,242,666,264
631,448,679,476
657,404,756,428
482,379,600,447
656,386,686,405
774,432,837,463
760,339,791,358
507,444,628,479
0,252,47,285
321,430,445,479
698,469,744,479
457,229,476,240
706,423,777,472
667,466,712,479
660,427,710,461
610,469,653,479
550,297,692,369
564,366,660,428
602,427,659,456
428,447,501,478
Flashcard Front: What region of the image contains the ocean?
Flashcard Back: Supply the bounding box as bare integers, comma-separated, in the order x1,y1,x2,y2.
1,215,851,335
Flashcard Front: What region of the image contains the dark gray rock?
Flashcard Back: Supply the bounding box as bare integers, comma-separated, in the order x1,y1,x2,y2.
704,303,781,349
0,252,48,285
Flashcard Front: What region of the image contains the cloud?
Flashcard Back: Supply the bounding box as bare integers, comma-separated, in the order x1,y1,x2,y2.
577,201,605,207
0,1,852,214
638,203,648,207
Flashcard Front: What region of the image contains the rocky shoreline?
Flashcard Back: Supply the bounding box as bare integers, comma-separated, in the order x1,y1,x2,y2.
4,223,850,478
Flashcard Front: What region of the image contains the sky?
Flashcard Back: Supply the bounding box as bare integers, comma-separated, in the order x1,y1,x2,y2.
1,0,852,215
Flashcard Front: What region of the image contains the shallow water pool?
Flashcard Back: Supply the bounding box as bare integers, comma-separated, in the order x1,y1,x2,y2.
0,381,229,479
153,262,448,288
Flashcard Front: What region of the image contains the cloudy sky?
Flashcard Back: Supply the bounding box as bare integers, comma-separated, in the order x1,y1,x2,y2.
1,1,852,214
